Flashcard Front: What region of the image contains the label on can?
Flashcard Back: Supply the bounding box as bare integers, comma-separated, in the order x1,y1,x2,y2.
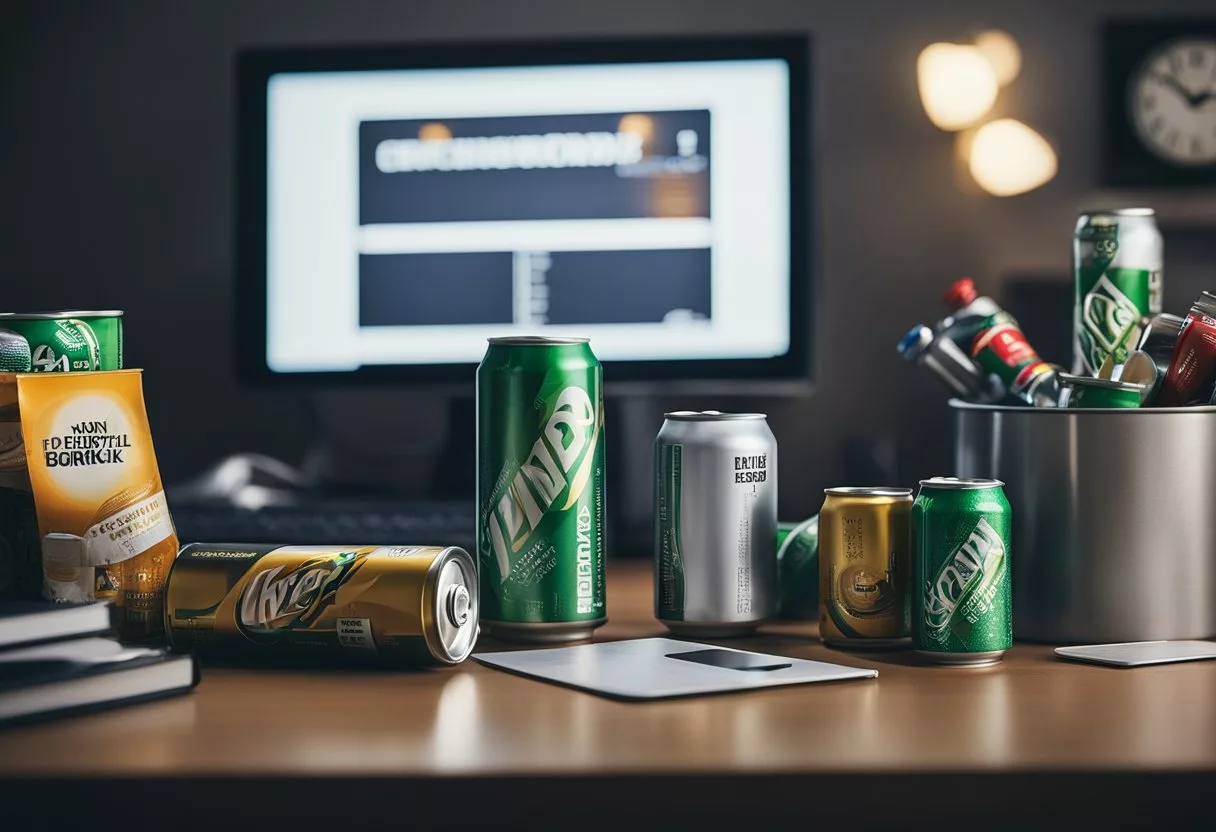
655,443,684,620
1,316,124,373
1075,218,1162,375
479,369,606,624
971,319,1048,390
923,517,1007,643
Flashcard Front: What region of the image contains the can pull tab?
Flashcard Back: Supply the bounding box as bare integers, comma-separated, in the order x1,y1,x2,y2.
446,584,471,628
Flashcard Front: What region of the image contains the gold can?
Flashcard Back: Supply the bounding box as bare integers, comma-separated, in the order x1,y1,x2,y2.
165,543,479,665
818,487,912,648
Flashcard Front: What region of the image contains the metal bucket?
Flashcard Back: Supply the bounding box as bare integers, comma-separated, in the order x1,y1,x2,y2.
953,400,1216,643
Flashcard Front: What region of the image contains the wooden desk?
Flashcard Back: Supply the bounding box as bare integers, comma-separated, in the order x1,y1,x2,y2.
1,561,1213,827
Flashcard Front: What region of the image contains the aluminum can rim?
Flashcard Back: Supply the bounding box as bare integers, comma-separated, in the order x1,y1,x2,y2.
486,335,589,345
918,476,1005,490
1077,207,1155,218
1057,373,1148,393
824,486,912,497
0,310,124,319
663,410,767,421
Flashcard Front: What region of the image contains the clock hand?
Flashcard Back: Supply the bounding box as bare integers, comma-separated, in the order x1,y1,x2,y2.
1154,71,1198,104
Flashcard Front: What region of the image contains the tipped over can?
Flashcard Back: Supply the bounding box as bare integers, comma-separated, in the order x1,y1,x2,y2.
165,543,479,665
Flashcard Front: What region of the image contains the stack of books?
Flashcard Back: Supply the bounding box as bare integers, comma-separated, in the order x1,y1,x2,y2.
0,601,198,727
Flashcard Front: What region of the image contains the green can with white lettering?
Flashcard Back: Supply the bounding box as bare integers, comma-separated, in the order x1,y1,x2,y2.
476,336,606,643
912,477,1011,666
1074,209,1162,376
0,311,123,372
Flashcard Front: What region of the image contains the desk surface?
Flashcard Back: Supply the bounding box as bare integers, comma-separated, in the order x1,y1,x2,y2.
2,561,1214,825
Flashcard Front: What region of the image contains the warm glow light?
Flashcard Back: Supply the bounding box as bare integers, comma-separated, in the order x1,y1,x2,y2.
917,42,999,130
418,122,452,141
968,118,1057,196
975,29,1022,87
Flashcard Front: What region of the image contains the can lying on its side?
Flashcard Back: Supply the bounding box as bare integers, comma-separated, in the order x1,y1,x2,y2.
0,311,123,372
165,543,479,665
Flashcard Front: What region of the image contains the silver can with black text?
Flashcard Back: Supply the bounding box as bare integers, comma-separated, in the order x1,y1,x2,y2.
654,411,777,637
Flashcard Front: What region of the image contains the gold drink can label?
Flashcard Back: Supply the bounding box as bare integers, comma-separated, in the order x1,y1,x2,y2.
818,487,913,648
17,369,178,639
165,543,479,665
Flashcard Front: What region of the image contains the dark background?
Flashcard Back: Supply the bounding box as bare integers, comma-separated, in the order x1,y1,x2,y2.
3,0,1216,535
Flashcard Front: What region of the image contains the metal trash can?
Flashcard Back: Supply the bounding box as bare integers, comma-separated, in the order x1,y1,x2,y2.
953,400,1216,643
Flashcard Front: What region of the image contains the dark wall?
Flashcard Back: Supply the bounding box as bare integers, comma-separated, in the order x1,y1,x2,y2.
2,0,1215,527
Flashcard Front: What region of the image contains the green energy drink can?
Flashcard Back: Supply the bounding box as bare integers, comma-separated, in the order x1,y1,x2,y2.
1074,209,1162,376
819,488,912,648
776,516,819,620
165,544,479,665
0,311,123,372
912,477,1012,666
654,412,777,637
477,336,606,642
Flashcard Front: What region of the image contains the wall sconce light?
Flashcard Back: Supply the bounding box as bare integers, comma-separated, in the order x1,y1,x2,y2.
968,118,1058,197
974,29,1022,87
917,42,999,131
917,30,1055,197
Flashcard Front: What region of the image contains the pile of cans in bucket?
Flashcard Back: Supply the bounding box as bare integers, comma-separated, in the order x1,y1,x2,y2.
899,208,1216,408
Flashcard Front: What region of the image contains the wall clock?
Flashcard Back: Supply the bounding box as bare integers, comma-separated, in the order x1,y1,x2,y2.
1104,20,1216,187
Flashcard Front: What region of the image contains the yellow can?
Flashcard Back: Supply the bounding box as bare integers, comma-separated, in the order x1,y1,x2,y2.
818,487,912,648
165,543,478,665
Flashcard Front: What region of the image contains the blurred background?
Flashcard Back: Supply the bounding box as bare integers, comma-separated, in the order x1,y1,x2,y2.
2,0,1215,549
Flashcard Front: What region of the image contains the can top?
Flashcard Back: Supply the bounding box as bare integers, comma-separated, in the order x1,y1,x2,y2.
663,410,767,421
1057,373,1147,393
918,476,1005,490
487,335,589,345
432,548,479,664
1080,207,1155,218
897,324,933,361
0,310,124,319
824,486,912,497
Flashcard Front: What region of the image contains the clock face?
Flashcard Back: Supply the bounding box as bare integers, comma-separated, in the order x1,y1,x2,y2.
1129,37,1216,166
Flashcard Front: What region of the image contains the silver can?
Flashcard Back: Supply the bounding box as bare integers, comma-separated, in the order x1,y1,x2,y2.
654,411,777,637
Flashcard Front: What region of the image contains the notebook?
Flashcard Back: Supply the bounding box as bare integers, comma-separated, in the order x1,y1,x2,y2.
0,601,114,650
476,638,877,700
0,637,198,726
